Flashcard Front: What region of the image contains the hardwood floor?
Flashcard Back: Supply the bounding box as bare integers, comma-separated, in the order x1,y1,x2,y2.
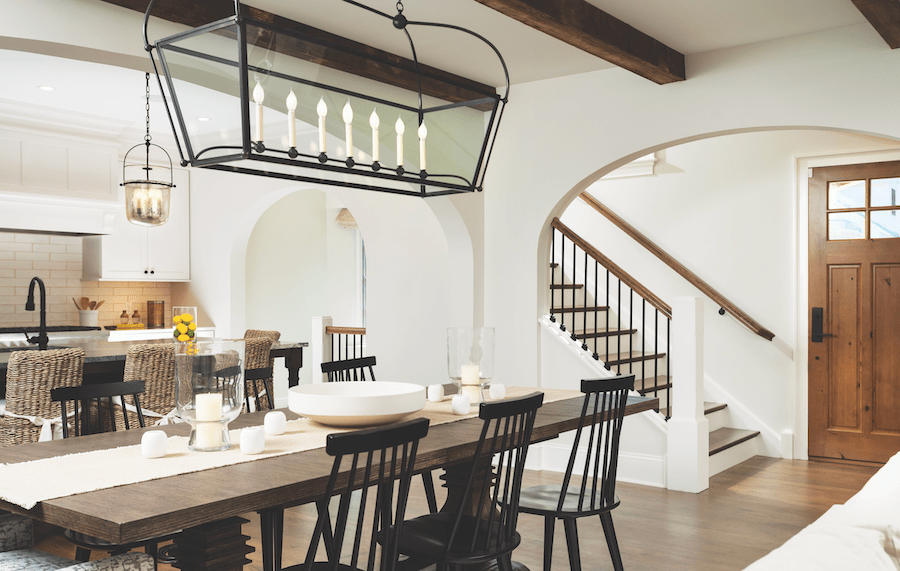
33,456,879,570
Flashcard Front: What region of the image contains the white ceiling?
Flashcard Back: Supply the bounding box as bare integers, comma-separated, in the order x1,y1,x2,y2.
0,0,871,133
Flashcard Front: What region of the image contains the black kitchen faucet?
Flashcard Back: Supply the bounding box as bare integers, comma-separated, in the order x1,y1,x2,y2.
25,276,48,350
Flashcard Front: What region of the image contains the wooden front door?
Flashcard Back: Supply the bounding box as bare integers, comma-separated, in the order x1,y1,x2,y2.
809,161,900,463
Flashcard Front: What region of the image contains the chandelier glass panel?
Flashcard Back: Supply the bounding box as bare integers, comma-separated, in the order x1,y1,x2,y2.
144,0,509,197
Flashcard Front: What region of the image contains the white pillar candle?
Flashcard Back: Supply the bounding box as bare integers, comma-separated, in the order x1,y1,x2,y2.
286,89,297,148
451,394,471,415
489,383,506,400
427,384,445,403
195,423,222,449
370,109,380,162
317,97,328,154
141,430,168,459
240,426,266,455
461,363,480,385
195,393,222,421
343,100,353,158
418,122,427,171
395,116,405,167
264,411,287,435
253,79,265,143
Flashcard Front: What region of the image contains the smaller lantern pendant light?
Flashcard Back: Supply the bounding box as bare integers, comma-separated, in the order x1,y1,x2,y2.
122,72,175,226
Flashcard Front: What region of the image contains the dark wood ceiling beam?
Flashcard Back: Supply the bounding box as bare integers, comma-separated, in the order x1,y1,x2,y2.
98,0,498,110
472,0,685,84
851,0,900,49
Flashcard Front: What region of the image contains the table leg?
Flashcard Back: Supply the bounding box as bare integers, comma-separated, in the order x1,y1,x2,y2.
172,516,254,571
283,347,303,388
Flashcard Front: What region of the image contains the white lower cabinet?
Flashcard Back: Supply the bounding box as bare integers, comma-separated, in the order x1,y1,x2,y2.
84,170,190,281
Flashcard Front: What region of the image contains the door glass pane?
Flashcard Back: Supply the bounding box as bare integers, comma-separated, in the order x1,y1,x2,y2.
871,178,900,207
871,210,900,239
828,180,865,209
829,211,866,240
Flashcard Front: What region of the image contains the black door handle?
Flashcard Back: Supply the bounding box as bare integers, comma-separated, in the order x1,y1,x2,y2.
811,307,833,343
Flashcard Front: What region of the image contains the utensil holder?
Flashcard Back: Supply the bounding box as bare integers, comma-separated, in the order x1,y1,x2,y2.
78,310,99,327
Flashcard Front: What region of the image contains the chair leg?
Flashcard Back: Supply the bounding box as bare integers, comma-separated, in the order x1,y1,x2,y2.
75,546,91,562
144,541,159,571
421,471,438,513
600,512,623,571
496,554,514,571
260,509,282,571
562,518,582,571
541,516,555,571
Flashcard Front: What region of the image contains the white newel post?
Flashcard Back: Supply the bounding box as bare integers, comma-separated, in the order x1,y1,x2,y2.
666,297,709,493
311,316,333,383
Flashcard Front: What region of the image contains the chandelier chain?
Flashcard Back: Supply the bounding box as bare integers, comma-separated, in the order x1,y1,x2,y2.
396,1,403,14
144,72,152,143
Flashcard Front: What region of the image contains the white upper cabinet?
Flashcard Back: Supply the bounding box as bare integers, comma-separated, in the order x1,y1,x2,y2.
84,170,191,281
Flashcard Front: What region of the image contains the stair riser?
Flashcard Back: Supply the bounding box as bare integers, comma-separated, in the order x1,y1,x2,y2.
709,437,758,476
706,408,727,432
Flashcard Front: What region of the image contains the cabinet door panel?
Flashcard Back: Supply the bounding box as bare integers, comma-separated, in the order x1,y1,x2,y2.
148,174,190,281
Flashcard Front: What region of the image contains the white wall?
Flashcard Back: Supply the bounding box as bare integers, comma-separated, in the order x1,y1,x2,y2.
485,24,900,458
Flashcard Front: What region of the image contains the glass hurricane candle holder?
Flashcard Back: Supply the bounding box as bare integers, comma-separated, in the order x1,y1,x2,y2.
174,339,245,451
447,327,495,403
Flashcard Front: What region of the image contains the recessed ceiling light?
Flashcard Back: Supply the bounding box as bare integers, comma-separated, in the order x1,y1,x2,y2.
38,85,54,91
197,117,211,122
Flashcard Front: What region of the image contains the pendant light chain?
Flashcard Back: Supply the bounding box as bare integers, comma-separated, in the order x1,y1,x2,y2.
144,72,152,145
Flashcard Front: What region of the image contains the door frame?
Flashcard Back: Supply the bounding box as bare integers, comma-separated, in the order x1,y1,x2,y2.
794,148,900,461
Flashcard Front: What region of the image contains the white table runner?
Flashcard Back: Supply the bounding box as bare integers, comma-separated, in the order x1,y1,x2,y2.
0,387,574,509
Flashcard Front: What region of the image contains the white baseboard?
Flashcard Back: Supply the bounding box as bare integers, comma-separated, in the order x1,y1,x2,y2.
535,440,666,488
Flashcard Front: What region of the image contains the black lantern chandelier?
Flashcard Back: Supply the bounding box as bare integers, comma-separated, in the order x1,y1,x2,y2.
122,72,176,226
142,0,509,197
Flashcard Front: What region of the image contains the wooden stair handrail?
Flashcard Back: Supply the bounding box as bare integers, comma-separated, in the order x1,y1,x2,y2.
325,326,366,336
578,192,775,341
551,218,672,320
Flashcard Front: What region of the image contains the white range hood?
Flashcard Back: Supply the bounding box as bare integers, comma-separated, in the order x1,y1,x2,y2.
0,190,120,235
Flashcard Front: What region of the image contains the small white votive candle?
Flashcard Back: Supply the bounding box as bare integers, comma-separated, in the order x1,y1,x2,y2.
427,384,445,403
141,430,168,459
264,411,287,435
452,394,471,416
461,363,480,386
489,383,506,400
240,426,266,455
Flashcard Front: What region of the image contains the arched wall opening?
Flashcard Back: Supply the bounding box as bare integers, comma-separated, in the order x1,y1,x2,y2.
535,127,900,460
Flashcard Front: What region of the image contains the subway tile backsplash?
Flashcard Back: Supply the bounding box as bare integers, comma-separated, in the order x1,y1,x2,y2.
0,231,171,329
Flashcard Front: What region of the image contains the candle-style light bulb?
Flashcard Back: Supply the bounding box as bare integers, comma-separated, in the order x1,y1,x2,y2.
395,116,405,167
343,100,353,159
286,89,297,148
370,109,380,162
317,97,328,154
418,121,427,172
253,79,265,143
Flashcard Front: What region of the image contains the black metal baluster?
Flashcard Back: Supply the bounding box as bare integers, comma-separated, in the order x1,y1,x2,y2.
654,309,659,400
666,317,671,420
642,300,646,394
570,235,577,342
550,229,556,323
616,279,622,375
581,251,588,350
560,236,567,333
593,259,599,360
605,270,610,370
629,289,633,376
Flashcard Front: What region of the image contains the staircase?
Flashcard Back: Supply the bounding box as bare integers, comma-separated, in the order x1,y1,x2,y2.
549,218,760,478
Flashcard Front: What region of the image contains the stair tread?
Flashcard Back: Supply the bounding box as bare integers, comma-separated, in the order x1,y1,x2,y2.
659,401,727,417
550,284,583,289
572,328,637,338
600,351,666,366
635,376,672,394
709,427,760,456
551,306,609,313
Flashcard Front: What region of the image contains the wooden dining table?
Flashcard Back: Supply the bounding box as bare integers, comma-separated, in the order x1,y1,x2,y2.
0,390,657,570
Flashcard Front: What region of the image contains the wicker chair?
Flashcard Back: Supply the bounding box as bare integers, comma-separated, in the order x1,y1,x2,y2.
121,344,177,428
243,336,275,412
243,329,280,412
0,348,84,448
0,512,154,571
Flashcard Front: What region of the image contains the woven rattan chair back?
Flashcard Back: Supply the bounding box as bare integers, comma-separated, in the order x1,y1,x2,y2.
244,330,280,411
243,336,275,412
122,343,176,427
50,381,146,438
321,356,377,383
0,347,84,447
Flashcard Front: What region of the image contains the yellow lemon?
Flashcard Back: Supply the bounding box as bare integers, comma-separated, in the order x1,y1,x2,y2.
181,313,194,323
188,322,197,331
177,333,190,342
173,316,183,324
176,323,188,334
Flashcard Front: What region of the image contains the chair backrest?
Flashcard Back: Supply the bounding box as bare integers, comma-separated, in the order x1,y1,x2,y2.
0,347,84,447
50,380,147,437
321,356,377,382
123,344,176,417
243,336,274,411
442,391,544,561
556,375,634,513
304,417,430,571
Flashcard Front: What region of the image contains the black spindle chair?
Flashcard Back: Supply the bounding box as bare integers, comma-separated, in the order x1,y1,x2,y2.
267,417,430,571
395,392,544,571
514,375,634,571
321,356,377,383
50,380,178,569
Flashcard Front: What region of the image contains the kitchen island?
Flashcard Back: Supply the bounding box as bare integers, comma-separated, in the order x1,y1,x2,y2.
0,337,307,397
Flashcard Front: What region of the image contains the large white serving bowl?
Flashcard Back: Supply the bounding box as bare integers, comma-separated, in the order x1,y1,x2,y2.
288,381,426,427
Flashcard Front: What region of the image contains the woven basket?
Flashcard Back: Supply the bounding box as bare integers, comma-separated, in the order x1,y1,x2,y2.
0,348,84,447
